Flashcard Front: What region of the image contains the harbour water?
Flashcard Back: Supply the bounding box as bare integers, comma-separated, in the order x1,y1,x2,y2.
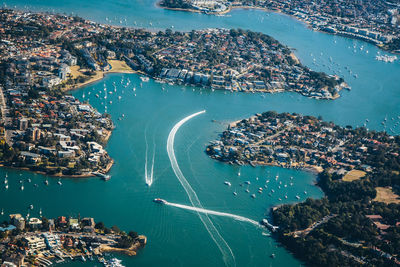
1,0,400,266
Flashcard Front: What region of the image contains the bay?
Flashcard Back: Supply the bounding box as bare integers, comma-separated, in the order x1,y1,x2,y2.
1,0,400,266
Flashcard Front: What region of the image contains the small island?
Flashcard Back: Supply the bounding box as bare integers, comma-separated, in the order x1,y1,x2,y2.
159,0,400,54
0,213,146,266
207,111,400,266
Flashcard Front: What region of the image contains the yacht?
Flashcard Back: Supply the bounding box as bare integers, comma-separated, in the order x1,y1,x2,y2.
140,76,149,82
224,181,231,186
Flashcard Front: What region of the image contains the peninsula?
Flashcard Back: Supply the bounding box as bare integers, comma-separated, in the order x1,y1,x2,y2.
159,0,400,54
207,111,400,266
0,9,349,176
0,213,146,266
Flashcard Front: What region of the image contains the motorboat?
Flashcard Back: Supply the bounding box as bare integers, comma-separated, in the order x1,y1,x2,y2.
153,198,166,204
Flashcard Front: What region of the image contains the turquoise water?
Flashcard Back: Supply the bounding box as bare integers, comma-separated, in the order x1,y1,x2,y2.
1,1,400,266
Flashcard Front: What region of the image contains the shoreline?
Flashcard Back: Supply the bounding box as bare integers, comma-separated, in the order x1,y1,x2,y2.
215,158,324,174
63,60,137,93
158,3,399,55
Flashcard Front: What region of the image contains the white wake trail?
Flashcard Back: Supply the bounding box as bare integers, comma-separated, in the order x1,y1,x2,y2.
145,127,149,185
150,143,155,184
144,124,154,186
167,110,236,267
165,202,260,227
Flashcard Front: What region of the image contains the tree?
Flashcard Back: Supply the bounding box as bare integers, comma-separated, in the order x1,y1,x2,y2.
95,221,105,230
128,231,138,239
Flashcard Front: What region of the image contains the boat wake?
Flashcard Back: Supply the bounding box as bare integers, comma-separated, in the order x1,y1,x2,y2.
144,124,156,186
167,110,236,267
165,201,260,227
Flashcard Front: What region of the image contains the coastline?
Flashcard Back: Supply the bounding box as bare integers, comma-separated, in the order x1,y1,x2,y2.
0,159,114,178
95,235,147,256
0,60,128,178
63,60,136,92
158,3,399,54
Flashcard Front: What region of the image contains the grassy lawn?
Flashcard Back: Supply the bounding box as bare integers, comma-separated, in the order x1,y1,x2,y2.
373,187,400,204
108,60,134,73
342,169,366,182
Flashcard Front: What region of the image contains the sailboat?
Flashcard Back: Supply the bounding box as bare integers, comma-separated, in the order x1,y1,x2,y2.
1,208,3,215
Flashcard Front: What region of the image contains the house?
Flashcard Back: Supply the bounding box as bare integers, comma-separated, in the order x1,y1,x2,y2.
58,63,70,80
20,151,41,164
28,218,42,229
23,236,47,252
10,214,25,230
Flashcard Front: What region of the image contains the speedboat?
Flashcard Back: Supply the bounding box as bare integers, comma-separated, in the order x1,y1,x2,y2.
153,198,166,204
